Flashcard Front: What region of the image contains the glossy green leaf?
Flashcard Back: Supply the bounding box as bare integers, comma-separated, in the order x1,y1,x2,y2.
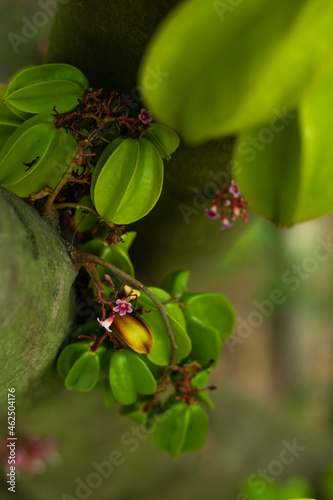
0,114,56,183
141,309,191,366
161,270,190,298
138,288,191,365
144,123,180,160
4,63,88,114
93,137,164,224
110,350,157,405
74,195,97,233
182,292,235,343
6,126,77,197
139,287,186,329
139,0,333,143
150,403,208,458
184,316,221,368
90,138,124,204
64,351,100,391
57,342,90,380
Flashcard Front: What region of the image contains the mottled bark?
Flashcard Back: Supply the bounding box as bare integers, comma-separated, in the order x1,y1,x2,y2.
0,188,77,396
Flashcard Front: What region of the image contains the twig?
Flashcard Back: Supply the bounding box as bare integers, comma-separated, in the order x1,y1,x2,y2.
70,249,178,368
43,153,80,216
53,203,116,232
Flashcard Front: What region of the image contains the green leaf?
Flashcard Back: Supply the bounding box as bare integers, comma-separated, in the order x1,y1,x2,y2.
180,404,209,453
138,288,191,365
90,138,124,205
161,270,190,298
182,292,235,343
0,127,15,153
109,350,157,405
293,59,333,222
102,379,117,408
121,231,137,251
4,63,88,114
184,316,221,368
74,195,97,233
93,137,164,224
57,342,90,380
235,58,333,225
139,287,186,328
234,115,301,225
0,115,56,184
142,309,191,366
143,123,180,160
139,0,333,143
64,351,100,392
6,127,77,197
150,403,208,458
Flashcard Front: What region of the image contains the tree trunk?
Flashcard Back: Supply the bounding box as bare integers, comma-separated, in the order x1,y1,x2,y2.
0,188,77,397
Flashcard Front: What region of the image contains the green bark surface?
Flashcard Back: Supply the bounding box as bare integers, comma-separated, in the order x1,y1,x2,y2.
0,188,77,396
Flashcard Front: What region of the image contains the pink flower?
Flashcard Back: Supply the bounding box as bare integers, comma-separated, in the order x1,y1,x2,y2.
97,315,115,332
113,299,133,316
205,203,219,220
220,217,233,231
138,108,153,124
228,180,241,198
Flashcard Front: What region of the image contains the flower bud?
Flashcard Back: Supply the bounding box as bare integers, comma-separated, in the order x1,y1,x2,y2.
113,313,154,354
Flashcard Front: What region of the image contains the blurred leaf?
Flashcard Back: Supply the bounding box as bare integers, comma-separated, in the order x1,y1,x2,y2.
139,0,333,143
235,57,333,225
150,403,208,458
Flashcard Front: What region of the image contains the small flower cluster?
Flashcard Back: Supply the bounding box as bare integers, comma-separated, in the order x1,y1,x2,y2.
97,277,135,333
205,180,249,230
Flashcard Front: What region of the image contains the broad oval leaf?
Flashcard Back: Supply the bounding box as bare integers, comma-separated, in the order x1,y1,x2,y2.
184,316,221,368
4,63,88,114
64,351,100,392
182,291,235,343
143,123,180,160
57,342,90,380
138,287,191,365
93,137,164,224
139,0,333,143
109,350,156,405
150,403,208,458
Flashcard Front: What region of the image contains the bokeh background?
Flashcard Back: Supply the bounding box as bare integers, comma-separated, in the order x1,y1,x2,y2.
0,2,332,499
